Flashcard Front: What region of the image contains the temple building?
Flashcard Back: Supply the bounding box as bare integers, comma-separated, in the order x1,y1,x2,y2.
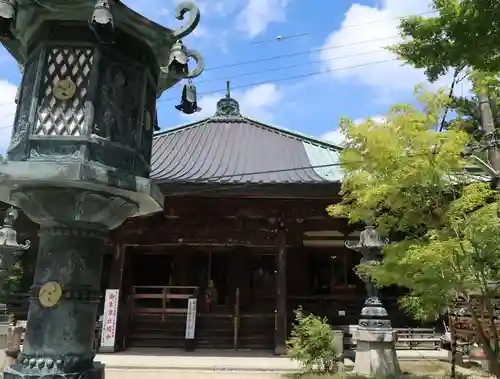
10,90,414,352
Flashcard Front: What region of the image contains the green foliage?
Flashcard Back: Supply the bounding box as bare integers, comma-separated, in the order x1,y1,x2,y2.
390,0,500,81
329,87,470,234
329,87,500,375
287,307,339,374
390,2,500,143
0,261,22,304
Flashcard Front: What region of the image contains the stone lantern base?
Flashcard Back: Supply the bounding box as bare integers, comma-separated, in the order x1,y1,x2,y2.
353,297,400,376
354,328,400,376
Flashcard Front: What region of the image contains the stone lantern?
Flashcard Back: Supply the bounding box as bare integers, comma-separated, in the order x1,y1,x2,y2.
0,1,204,378
0,207,30,277
345,225,400,376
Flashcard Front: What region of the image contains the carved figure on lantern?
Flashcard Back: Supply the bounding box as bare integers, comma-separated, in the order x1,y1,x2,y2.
100,67,127,143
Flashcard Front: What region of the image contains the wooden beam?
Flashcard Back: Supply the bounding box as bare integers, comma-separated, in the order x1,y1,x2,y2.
125,242,276,248
274,225,287,355
160,197,340,220
116,216,355,247
112,197,359,247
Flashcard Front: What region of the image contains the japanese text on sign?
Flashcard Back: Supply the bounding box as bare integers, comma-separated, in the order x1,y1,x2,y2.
185,298,197,339
101,289,120,348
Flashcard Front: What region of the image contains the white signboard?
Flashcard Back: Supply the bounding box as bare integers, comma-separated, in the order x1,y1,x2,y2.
100,289,120,348
185,298,197,339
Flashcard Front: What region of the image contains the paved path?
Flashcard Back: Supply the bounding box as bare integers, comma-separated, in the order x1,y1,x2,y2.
97,349,301,372
106,369,281,379
95,348,449,372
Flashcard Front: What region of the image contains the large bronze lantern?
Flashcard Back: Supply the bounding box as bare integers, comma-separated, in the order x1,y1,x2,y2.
0,1,204,378
0,207,30,276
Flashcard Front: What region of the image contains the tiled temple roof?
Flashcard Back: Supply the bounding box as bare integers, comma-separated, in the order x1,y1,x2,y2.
151,90,342,184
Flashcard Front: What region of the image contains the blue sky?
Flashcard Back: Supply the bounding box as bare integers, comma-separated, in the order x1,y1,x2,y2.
0,0,465,152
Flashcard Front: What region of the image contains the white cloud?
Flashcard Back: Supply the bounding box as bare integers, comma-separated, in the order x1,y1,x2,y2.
236,0,289,38
186,83,283,121
353,115,387,125
319,0,462,100
321,115,386,146
0,80,17,155
321,129,346,147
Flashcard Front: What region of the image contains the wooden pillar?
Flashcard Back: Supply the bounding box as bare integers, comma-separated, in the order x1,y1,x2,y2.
104,242,126,352
178,250,190,287
275,226,287,355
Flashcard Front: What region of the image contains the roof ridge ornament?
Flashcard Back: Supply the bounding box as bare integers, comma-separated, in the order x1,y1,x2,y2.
215,80,241,117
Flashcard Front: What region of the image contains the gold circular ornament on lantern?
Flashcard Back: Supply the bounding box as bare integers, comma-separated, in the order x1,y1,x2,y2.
38,281,63,308
53,78,77,100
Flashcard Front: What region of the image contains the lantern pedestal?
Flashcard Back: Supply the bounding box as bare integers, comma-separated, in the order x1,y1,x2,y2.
352,291,400,376
352,296,399,376
354,328,400,376
2,188,137,379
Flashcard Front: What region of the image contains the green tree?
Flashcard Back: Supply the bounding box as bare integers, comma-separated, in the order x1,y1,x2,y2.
328,88,500,377
390,0,500,145
391,0,500,81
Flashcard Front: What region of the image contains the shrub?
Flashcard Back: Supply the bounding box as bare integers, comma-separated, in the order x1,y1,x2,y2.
0,261,22,304
287,307,339,374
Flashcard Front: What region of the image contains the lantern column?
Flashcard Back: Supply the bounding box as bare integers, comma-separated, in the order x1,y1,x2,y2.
0,1,204,378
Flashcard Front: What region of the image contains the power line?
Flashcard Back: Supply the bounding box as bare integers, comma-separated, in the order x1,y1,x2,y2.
251,32,312,45
158,58,397,103
204,35,399,71
165,147,485,185
249,11,437,45
0,57,398,122
0,40,395,112
0,9,440,111
0,35,404,114
165,157,487,197
196,48,388,85
179,163,343,183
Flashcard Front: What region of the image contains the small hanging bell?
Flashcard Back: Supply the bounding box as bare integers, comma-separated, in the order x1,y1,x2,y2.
168,40,189,77
0,0,17,39
175,82,201,114
89,0,115,44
